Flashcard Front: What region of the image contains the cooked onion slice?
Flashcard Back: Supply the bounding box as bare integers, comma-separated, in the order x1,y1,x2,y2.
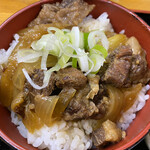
23,105,44,133
105,85,125,122
53,87,76,119
34,95,59,126
121,83,142,112
95,85,124,129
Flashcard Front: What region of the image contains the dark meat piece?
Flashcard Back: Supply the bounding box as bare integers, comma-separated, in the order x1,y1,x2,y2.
100,45,150,87
101,46,132,87
128,52,150,85
28,4,59,27
54,0,95,28
56,67,87,90
28,0,95,28
92,120,124,147
87,75,100,99
92,84,109,119
24,69,56,97
63,84,99,121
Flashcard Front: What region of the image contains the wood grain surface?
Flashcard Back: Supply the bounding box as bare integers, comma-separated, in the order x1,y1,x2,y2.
0,0,39,25
0,0,150,25
111,0,150,13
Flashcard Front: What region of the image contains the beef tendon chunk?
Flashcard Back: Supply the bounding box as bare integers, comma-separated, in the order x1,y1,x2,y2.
101,46,132,87
92,84,109,119
28,4,60,27
87,74,100,99
128,52,150,85
24,69,56,97
55,67,87,90
100,43,150,87
63,84,98,121
28,0,95,28
54,0,95,27
92,120,125,147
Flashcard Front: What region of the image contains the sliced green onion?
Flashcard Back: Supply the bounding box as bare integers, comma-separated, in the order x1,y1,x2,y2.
90,44,108,58
78,54,89,72
58,46,74,68
79,32,84,49
89,53,105,72
88,30,109,50
17,49,42,63
31,34,52,51
72,51,77,68
84,57,94,76
63,45,85,58
62,62,72,68
70,26,80,48
62,29,71,33
22,68,50,90
22,64,60,90
48,27,62,34
18,26,108,90
41,50,49,70
84,32,89,50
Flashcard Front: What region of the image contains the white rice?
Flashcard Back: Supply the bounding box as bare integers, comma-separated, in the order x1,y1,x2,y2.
117,85,150,131
79,12,114,32
0,34,19,79
11,111,97,150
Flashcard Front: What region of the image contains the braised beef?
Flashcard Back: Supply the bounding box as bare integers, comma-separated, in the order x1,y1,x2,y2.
24,69,56,97
63,84,99,121
28,4,60,27
128,52,150,85
92,84,109,119
55,67,87,90
87,75,100,99
101,46,132,87
28,0,95,28
92,120,124,147
100,45,150,87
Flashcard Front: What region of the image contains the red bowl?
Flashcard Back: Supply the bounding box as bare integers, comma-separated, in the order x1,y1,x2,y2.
0,0,150,150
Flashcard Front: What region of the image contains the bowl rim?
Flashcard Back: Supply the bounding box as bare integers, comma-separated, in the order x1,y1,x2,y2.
0,0,150,150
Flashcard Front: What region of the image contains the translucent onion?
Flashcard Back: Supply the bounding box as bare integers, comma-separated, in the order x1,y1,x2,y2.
121,83,142,112
105,85,125,122
108,34,127,52
34,95,59,126
95,85,124,129
53,87,76,119
23,105,44,133
11,92,24,114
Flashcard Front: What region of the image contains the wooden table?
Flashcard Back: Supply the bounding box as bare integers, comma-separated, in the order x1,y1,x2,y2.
0,0,39,25
111,0,150,13
0,0,150,25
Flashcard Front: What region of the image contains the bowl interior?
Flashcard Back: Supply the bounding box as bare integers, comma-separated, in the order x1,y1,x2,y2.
0,0,150,150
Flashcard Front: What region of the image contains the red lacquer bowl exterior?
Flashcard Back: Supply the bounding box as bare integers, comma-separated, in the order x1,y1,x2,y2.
0,0,150,150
